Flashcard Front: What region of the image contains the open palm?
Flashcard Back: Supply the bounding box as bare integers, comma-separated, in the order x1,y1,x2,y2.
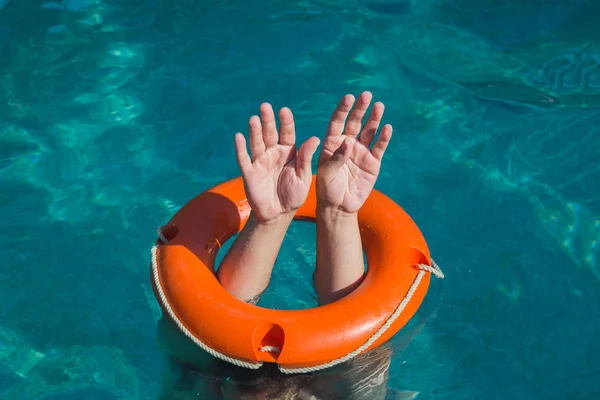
317,92,393,214
235,103,320,223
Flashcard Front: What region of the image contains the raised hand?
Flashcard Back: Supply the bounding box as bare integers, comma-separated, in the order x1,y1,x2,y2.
316,91,393,214
235,103,320,223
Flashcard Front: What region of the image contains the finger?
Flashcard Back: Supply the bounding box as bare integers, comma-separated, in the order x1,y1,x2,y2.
326,94,355,138
279,107,295,146
296,136,320,183
234,133,252,174
371,124,393,161
344,91,373,138
260,102,278,148
248,115,265,160
359,101,385,148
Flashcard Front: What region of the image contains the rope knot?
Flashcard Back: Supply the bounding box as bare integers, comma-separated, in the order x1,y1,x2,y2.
157,225,168,244
417,259,445,279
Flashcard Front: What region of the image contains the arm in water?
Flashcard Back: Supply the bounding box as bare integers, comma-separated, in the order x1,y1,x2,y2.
216,103,320,302
315,91,393,304
306,91,396,399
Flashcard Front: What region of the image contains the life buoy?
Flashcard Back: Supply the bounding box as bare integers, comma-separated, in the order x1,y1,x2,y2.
151,176,443,374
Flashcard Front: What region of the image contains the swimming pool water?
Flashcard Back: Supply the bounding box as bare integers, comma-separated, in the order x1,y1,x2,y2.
1,0,599,398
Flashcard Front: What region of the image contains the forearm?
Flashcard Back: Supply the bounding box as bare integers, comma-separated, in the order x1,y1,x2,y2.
217,211,293,301
315,206,365,304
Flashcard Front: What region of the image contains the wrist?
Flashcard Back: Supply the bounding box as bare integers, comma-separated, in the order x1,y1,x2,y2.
249,209,295,228
316,205,358,222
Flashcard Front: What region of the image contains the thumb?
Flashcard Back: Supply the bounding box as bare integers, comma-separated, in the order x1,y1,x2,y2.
234,132,252,174
296,136,321,184
325,137,351,171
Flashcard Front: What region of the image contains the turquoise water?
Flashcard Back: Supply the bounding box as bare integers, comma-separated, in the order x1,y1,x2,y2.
1,0,600,398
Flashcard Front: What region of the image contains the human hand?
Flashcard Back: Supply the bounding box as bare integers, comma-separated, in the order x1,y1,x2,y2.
235,103,320,224
316,91,392,215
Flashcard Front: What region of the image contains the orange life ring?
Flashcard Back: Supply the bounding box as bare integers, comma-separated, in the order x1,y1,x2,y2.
151,176,438,374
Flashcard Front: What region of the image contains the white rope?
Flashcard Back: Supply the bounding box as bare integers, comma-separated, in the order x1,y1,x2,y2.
258,346,281,353
152,226,444,374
